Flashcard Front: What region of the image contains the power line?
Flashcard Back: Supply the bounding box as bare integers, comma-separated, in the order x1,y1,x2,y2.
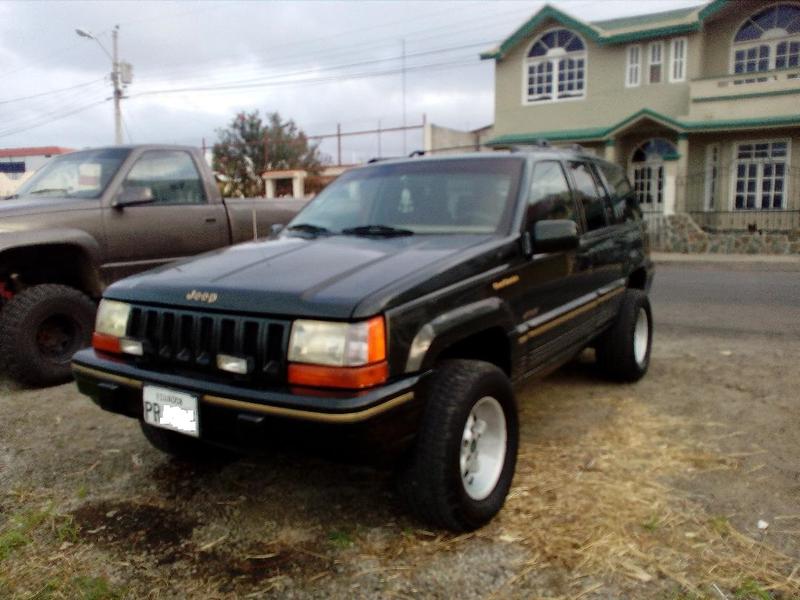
0,77,105,105
0,99,108,139
127,56,483,99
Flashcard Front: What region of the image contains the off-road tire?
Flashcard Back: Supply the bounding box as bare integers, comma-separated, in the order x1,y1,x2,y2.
595,289,652,382
396,359,518,531
140,421,224,461
0,284,96,386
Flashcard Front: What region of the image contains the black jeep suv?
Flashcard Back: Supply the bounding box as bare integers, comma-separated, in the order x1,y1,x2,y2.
73,148,653,532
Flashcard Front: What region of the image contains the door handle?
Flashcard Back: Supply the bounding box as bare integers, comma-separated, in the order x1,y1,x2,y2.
205,217,217,223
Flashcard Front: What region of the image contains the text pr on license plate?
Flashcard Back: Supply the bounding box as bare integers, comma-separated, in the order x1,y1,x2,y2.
143,385,200,437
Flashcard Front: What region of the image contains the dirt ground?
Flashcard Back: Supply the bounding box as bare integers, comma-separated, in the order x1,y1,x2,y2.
0,327,798,599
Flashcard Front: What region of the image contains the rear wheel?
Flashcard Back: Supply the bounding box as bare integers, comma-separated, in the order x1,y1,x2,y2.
0,284,96,386
396,359,518,531
595,289,652,382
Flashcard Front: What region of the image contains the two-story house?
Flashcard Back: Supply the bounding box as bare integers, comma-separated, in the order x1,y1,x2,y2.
481,0,800,233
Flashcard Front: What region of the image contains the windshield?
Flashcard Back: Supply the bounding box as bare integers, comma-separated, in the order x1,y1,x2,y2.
289,157,524,235
14,148,131,199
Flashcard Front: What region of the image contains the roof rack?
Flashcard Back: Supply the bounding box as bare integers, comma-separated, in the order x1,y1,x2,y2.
408,149,426,157
509,139,550,152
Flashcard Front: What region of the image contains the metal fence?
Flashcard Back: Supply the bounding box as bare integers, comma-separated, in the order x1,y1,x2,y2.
680,164,800,233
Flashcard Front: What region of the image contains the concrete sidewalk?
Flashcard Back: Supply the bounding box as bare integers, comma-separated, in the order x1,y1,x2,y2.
652,251,800,268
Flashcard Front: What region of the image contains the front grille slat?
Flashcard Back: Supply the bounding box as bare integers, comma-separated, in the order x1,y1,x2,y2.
124,304,288,385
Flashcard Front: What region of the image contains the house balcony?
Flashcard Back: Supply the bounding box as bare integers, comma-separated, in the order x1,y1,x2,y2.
686,69,800,121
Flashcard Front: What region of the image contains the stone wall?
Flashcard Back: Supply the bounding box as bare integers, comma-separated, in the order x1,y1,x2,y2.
645,214,800,255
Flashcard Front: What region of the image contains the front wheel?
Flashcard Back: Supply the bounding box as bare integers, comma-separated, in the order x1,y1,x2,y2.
396,359,518,532
0,284,96,386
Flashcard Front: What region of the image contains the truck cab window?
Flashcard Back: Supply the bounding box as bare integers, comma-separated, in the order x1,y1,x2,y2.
123,151,206,205
527,161,578,224
568,161,607,231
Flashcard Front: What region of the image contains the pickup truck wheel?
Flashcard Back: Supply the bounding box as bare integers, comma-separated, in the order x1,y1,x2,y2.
595,289,652,382
0,284,96,386
140,422,223,461
396,360,518,532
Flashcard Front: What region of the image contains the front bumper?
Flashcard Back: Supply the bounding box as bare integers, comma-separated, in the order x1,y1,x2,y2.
72,349,426,453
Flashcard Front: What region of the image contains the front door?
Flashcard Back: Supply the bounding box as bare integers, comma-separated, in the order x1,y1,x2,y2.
628,138,677,214
101,149,227,282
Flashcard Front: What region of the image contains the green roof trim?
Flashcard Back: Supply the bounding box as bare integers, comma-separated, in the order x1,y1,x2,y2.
480,5,602,61
484,109,800,146
591,6,701,31
482,1,734,60
692,88,800,103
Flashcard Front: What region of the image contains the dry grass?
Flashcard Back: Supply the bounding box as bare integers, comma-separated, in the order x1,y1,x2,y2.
489,396,800,598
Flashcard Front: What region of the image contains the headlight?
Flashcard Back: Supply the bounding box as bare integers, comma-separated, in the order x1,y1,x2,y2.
95,300,131,337
288,317,385,367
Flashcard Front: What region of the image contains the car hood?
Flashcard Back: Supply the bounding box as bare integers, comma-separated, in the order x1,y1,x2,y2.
105,233,503,319
0,196,97,219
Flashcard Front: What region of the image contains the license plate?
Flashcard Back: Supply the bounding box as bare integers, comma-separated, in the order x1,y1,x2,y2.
143,385,200,437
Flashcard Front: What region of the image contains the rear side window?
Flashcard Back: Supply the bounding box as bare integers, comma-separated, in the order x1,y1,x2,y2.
568,161,607,231
527,161,578,224
595,161,639,223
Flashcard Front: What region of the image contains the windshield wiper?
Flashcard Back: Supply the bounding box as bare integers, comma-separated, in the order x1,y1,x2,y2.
28,188,70,195
286,223,332,236
341,224,414,237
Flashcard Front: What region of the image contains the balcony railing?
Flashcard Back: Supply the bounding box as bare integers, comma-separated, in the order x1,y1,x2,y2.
690,68,800,102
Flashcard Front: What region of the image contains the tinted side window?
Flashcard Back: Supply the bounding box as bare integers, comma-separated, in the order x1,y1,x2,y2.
123,151,206,205
568,161,607,231
527,161,577,224
595,161,641,223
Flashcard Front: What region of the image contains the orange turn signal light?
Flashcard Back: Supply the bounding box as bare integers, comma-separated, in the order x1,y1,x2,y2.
92,332,121,354
366,316,386,363
288,361,389,389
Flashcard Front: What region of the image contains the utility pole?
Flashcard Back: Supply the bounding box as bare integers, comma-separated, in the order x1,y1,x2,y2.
76,25,131,145
111,26,122,145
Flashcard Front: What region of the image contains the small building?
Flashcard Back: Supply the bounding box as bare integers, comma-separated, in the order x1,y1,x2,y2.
0,146,73,179
481,0,800,235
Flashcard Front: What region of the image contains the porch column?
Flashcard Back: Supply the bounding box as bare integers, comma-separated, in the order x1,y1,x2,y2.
676,133,689,213
265,178,276,199
603,139,617,163
662,158,678,216
292,173,305,198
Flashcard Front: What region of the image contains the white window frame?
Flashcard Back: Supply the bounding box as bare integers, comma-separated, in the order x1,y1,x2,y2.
521,28,588,105
730,5,800,74
729,139,792,211
669,37,687,82
704,143,720,211
626,44,642,87
648,41,663,84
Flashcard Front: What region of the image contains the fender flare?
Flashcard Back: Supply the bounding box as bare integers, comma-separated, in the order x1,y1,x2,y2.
404,297,516,373
0,229,104,296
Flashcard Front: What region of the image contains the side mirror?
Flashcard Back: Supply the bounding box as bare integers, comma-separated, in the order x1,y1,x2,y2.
270,223,285,237
113,186,154,209
532,219,579,253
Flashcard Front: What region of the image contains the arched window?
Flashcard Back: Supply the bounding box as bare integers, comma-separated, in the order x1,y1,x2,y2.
732,3,800,73
630,139,676,211
524,28,586,103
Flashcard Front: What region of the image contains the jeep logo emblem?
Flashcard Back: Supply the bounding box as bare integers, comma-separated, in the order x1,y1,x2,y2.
185,290,218,303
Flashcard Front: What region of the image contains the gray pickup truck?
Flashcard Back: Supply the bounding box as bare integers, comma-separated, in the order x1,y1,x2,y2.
0,144,305,386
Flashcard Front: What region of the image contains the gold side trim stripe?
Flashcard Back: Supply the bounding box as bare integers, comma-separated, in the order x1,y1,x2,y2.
72,364,143,389
204,392,415,424
518,286,624,345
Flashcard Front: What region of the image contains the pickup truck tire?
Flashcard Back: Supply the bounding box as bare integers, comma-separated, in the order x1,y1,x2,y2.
140,422,224,461
595,289,652,382
396,359,518,532
0,284,96,386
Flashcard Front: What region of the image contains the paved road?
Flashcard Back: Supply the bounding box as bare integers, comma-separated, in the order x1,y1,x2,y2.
651,262,800,337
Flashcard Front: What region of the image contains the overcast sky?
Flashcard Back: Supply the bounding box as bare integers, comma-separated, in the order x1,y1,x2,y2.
0,0,701,163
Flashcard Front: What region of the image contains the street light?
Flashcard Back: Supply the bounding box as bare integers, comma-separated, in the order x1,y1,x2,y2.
76,25,130,144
